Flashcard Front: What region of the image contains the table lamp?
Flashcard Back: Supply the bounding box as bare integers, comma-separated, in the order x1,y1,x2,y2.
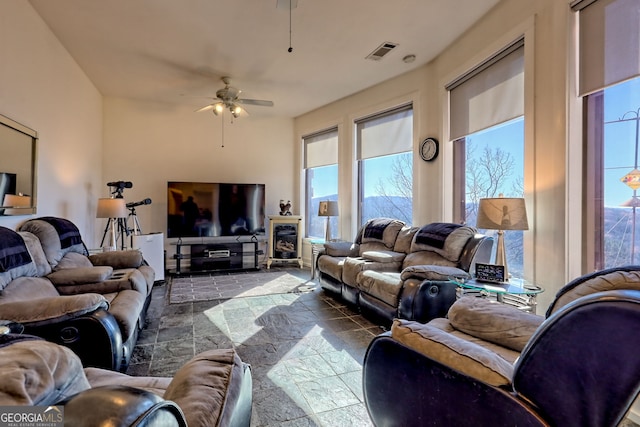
476,195,528,281
2,194,31,215
97,197,127,251
318,200,339,241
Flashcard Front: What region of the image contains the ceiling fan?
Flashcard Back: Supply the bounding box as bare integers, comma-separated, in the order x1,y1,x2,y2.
196,77,274,118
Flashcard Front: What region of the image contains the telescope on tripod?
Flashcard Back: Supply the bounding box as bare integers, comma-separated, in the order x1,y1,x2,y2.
125,198,152,239
98,181,152,250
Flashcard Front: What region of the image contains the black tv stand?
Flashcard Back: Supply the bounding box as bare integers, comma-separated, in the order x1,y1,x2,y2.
171,240,259,275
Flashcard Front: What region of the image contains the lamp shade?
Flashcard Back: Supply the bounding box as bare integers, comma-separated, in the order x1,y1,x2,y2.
96,198,127,218
2,194,31,215
476,197,528,231
318,201,339,217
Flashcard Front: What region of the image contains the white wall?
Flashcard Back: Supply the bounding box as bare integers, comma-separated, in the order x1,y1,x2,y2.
0,0,575,305
0,1,103,243
102,97,295,259
295,0,570,312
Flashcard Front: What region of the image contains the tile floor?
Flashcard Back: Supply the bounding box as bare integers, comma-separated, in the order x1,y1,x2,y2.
126,267,381,426
126,267,640,427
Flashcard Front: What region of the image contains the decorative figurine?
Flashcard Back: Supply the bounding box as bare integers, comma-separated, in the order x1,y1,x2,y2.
279,199,292,216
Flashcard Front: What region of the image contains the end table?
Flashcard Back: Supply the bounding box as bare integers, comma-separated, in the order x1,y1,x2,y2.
449,277,544,314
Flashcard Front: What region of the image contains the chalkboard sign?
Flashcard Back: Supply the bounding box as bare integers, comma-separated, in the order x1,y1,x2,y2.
475,263,506,283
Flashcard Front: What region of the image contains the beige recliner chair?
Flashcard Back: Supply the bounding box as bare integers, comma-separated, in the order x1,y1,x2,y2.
0,334,252,427
363,266,640,426
0,217,155,370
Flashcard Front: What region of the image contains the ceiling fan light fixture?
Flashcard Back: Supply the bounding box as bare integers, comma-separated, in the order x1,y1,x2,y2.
196,77,273,120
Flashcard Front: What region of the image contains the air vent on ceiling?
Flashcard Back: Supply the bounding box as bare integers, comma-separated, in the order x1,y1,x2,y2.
366,42,399,61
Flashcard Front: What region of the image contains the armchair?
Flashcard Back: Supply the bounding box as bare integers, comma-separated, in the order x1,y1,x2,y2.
363,266,640,426
0,335,253,427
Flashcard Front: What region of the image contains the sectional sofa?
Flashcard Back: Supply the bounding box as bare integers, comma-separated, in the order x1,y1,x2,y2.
0,217,155,371
316,218,493,325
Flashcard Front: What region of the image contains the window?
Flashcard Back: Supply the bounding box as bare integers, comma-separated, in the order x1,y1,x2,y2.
450,39,525,276
356,105,413,226
303,128,338,238
453,119,525,275
577,0,640,269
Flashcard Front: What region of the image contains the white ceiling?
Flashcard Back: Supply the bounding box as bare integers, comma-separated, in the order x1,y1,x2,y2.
29,0,499,118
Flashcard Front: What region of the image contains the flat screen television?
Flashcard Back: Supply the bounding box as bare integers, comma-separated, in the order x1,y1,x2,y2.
167,181,266,238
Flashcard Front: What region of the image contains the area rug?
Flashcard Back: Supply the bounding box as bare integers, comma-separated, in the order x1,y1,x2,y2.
168,267,317,304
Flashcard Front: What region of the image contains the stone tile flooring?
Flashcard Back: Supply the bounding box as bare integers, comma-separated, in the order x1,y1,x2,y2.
126,267,640,427
127,267,381,426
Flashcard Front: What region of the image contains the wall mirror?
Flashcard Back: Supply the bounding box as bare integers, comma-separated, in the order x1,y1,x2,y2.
0,114,37,216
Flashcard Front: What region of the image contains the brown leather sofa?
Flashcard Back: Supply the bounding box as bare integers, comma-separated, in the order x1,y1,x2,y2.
0,334,252,427
0,217,155,371
316,218,493,325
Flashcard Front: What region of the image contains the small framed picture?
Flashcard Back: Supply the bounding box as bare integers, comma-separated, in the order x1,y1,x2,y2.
475,263,506,283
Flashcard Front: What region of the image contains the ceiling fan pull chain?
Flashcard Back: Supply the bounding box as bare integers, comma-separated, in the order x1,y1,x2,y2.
288,0,293,53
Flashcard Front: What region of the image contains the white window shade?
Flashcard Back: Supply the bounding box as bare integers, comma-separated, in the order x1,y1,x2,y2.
448,40,524,141
304,128,338,168
356,106,413,160
574,0,640,96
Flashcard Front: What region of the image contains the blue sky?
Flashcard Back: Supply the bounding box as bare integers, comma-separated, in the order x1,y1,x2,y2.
465,117,525,198
604,78,640,206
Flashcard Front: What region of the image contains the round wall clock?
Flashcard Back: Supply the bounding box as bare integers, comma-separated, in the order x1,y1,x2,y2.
419,137,439,162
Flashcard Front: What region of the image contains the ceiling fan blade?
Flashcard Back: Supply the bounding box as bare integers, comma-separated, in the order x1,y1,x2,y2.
195,104,215,113
235,106,250,117
236,98,274,107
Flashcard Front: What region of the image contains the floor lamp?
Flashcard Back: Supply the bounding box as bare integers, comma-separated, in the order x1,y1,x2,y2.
318,201,339,242
476,196,528,281
97,197,127,251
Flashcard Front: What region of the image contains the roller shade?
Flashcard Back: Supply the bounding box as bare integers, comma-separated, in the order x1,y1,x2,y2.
572,0,640,95
447,39,524,141
356,104,413,160
304,127,338,168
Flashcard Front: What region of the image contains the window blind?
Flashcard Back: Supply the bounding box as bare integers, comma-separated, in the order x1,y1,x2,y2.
356,104,413,160
304,127,338,169
447,38,524,141
572,0,640,96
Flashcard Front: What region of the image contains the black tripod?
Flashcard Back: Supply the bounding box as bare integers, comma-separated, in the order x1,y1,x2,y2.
99,207,143,250
100,217,129,250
